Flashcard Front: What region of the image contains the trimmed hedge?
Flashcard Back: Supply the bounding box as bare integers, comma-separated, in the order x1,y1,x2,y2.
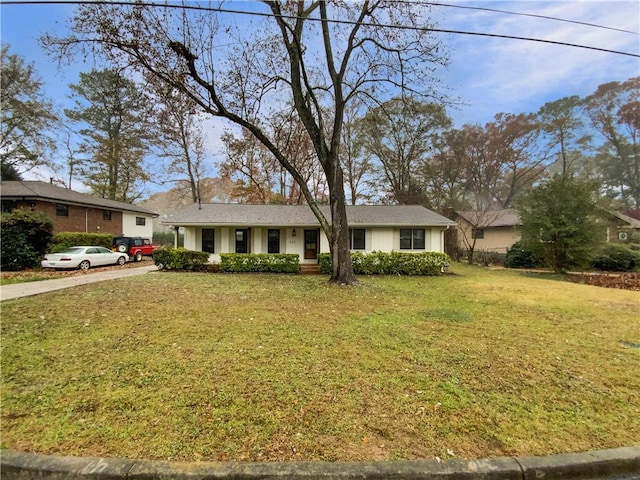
153,247,210,271
219,253,300,273
49,232,114,253
319,251,450,276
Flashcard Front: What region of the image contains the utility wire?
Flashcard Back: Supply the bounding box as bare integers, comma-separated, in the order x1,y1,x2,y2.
1,0,639,58
410,1,638,36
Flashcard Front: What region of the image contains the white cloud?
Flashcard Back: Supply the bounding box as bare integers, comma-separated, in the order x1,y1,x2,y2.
437,1,639,125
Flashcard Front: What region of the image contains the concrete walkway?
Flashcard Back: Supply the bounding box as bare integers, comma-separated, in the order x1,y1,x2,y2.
0,265,158,301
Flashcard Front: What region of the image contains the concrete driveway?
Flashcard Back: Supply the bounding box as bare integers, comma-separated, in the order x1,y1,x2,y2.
0,265,158,301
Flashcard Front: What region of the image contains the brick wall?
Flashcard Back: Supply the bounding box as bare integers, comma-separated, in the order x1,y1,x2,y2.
19,200,124,236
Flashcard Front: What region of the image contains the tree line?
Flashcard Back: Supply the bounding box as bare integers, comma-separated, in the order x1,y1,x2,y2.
4,42,636,216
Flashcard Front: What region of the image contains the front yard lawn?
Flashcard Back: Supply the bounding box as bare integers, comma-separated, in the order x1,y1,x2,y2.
1,264,638,462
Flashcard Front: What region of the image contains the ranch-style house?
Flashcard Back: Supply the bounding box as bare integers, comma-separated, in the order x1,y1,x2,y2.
162,203,456,264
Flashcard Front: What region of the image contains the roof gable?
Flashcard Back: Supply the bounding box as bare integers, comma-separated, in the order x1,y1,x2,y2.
0,181,157,216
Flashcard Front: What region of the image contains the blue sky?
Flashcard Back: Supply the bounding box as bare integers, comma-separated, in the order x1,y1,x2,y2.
1,0,639,187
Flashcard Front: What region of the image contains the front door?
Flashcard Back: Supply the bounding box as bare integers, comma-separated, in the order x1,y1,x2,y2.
235,228,249,253
304,229,319,259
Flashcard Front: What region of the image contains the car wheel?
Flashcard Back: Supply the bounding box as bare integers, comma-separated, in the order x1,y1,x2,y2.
79,260,91,270
117,256,127,266
117,243,128,253
134,252,143,262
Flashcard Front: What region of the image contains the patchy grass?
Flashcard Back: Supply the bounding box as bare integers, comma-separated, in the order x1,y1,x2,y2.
1,264,638,462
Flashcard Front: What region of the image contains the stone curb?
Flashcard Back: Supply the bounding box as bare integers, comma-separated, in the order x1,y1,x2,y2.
1,447,639,479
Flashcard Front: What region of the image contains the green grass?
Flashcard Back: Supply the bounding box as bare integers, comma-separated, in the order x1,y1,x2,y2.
1,264,638,462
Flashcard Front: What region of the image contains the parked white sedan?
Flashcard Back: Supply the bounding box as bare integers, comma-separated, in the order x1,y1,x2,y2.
41,246,129,270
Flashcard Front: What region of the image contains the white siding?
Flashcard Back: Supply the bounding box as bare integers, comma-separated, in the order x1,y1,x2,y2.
179,224,448,263
370,227,395,252
122,213,154,237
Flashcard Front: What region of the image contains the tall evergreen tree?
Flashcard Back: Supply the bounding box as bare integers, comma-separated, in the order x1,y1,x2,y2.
65,69,152,202
516,175,602,273
1,45,58,177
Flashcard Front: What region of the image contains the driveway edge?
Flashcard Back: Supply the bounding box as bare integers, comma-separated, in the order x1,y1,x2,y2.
1,447,639,479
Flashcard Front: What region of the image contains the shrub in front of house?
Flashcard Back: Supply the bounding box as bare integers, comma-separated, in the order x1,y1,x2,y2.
319,251,450,275
1,208,53,271
219,253,300,273
591,244,640,272
49,232,113,252
504,241,541,269
153,247,210,271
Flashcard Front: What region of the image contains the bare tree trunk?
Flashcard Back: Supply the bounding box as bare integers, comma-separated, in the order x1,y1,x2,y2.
327,162,356,284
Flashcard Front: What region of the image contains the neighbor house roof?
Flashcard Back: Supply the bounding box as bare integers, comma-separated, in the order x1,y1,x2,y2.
607,210,640,229
456,209,520,228
0,181,158,216
162,203,456,227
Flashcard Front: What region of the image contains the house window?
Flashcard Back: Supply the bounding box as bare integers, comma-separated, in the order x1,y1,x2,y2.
56,203,69,217
103,210,112,221
472,228,485,239
236,228,249,253
268,229,280,254
136,217,146,226
400,228,426,250
202,228,215,253
349,228,365,250
1,200,18,213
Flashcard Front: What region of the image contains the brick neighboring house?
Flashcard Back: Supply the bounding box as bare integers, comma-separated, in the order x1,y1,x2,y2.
0,181,158,237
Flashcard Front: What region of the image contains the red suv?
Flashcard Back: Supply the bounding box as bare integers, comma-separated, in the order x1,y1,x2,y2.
112,236,159,262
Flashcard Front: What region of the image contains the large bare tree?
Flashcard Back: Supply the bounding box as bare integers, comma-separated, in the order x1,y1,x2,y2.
44,1,446,283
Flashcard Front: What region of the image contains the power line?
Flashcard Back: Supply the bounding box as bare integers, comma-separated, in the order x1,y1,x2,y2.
1,0,639,58
415,1,638,36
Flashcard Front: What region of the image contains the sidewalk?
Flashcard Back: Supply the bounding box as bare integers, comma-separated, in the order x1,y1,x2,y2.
0,265,158,301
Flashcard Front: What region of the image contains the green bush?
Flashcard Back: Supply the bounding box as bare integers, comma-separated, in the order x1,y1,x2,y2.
591,244,640,272
319,251,450,276
219,253,300,273
49,232,113,253
153,247,210,271
504,241,541,269
1,208,53,271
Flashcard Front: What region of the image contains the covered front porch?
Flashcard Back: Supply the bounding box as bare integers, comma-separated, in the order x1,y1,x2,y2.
175,225,326,265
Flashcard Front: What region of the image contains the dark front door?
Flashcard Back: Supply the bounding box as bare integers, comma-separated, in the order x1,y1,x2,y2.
235,228,249,253
304,229,319,259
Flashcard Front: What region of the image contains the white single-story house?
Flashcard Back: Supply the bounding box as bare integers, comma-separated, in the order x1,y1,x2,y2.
161,204,456,264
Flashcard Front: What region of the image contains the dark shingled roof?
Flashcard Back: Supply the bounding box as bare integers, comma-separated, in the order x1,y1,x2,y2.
456,209,520,228
0,181,158,216
162,203,455,227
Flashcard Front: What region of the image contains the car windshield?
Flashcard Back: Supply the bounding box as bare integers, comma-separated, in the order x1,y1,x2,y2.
61,248,84,254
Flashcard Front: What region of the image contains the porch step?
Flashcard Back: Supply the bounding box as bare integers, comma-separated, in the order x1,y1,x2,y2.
299,264,322,275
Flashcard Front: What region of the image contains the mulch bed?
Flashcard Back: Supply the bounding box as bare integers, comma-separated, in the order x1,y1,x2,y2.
566,272,640,291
